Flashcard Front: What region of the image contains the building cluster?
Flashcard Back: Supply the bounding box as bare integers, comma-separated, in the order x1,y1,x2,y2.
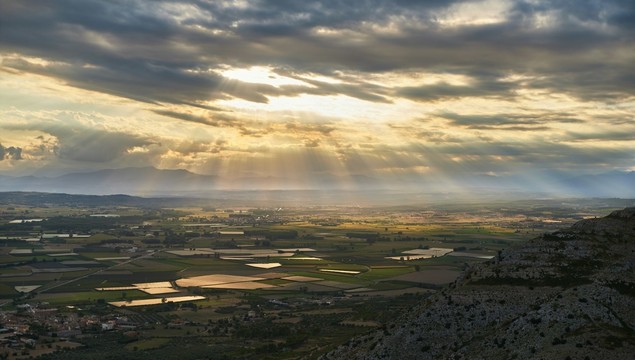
0,304,140,356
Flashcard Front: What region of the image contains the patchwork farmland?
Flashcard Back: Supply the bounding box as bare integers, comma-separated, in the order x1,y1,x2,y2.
0,196,615,359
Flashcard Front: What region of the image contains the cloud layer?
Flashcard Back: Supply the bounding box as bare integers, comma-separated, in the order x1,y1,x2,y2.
1,0,634,190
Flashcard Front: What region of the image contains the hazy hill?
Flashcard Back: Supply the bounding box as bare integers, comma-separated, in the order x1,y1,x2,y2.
1,167,634,197
0,167,217,195
323,209,635,359
0,191,205,208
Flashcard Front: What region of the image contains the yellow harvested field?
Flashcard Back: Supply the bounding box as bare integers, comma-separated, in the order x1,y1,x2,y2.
282,276,322,282
132,281,173,289
201,281,276,290
282,257,323,260
109,296,206,307
246,263,281,269
140,287,181,295
97,281,176,293
175,274,265,287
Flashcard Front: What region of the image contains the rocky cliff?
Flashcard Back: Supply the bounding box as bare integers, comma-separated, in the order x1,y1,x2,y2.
323,208,635,360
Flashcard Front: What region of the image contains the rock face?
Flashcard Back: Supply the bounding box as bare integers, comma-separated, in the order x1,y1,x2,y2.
323,208,635,360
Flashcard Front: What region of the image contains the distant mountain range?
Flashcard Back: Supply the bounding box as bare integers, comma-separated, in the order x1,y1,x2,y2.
0,167,216,195
0,166,633,197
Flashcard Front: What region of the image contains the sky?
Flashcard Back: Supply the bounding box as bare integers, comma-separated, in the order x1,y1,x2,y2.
1,0,634,191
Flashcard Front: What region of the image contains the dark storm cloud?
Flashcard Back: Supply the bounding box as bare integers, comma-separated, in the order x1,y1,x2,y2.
397,78,515,102
3,118,155,163
367,140,635,174
1,0,634,106
0,144,23,161
440,141,635,169
152,110,222,127
565,131,635,142
55,131,153,163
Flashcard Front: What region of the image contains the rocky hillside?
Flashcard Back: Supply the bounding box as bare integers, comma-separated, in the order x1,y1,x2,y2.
323,208,635,360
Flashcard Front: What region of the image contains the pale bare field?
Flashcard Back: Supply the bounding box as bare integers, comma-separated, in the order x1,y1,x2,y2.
201,281,276,290
319,269,361,275
15,285,41,293
246,263,281,269
132,281,173,288
108,295,205,307
175,274,265,287
141,287,180,294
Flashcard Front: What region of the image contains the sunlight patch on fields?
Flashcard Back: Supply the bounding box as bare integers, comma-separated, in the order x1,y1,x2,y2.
201,281,277,290
175,274,265,287
108,296,206,307
140,287,181,295
97,281,177,293
132,281,173,289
